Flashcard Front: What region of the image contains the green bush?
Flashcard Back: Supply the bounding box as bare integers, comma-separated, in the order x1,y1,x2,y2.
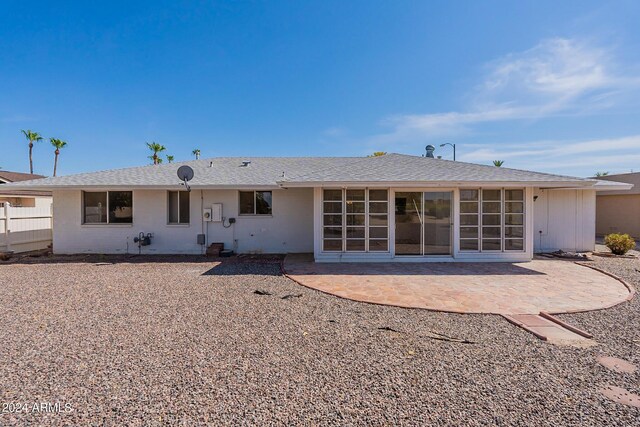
604,233,636,255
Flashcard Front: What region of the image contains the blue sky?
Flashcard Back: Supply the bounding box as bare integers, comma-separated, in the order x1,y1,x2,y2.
1,1,640,177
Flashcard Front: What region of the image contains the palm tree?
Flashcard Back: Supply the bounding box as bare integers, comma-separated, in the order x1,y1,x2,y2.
493,160,504,167
49,138,67,177
368,151,387,157
21,130,43,174
166,155,174,163
192,149,201,159
595,171,609,177
146,142,166,165
148,155,163,164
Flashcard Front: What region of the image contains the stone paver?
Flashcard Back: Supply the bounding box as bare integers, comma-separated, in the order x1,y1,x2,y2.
284,255,632,314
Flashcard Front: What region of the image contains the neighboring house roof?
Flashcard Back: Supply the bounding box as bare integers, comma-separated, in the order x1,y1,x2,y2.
2,154,633,191
0,170,51,197
591,172,640,196
0,171,45,183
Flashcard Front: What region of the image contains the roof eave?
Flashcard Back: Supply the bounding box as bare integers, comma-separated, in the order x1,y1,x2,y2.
277,180,595,188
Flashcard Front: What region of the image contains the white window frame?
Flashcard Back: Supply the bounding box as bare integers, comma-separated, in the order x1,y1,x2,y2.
458,188,525,253
167,190,190,225
82,190,133,225
239,190,273,216
322,188,389,253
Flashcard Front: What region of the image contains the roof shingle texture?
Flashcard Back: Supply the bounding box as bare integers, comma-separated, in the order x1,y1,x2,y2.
4,154,594,188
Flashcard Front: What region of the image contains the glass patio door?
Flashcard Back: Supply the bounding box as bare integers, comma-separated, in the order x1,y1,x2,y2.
394,191,452,256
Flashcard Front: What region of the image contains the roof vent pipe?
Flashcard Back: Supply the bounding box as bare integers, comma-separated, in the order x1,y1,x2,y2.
241,160,251,167
425,145,435,158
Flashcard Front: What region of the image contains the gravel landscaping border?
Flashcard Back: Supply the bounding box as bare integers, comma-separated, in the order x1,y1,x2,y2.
0,254,639,426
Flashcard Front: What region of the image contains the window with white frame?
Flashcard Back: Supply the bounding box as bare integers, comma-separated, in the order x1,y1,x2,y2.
82,191,133,224
168,191,190,224
459,188,524,252
239,191,272,215
322,189,389,252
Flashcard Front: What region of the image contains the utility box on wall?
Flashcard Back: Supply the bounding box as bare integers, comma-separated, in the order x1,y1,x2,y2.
211,203,223,222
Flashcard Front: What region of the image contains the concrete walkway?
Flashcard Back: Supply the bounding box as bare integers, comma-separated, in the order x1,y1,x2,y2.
283,255,632,315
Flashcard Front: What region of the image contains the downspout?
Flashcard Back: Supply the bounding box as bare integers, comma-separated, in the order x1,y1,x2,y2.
201,189,205,255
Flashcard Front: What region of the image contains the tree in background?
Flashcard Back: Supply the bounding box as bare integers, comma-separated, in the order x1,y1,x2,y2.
21,129,43,174
595,171,609,177
146,142,166,165
368,152,387,157
166,155,174,163
192,149,201,159
49,138,68,177
493,160,504,167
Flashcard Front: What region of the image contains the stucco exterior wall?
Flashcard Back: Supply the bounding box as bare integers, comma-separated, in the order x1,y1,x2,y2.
596,194,640,238
533,188,596,252
52,188,314,254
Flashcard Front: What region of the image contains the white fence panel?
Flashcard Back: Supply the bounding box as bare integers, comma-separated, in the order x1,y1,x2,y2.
0,201,53,253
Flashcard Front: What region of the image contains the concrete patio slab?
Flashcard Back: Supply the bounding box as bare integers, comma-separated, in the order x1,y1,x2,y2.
283,255,633,314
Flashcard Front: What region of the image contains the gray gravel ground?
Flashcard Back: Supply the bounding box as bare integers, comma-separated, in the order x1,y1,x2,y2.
0,255,639,426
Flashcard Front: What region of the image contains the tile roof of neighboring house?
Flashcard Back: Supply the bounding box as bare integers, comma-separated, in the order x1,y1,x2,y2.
0,171,45,183
2,153,632,190
0,171,51,197
590,172,640,196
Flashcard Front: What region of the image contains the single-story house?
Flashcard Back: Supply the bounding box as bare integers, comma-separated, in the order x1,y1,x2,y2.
0,171,52,207
593,172,640,239
4,153,632,262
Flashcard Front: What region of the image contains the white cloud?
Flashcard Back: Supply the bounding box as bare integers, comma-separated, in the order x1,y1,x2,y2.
371,38,640,142
459,135,640,175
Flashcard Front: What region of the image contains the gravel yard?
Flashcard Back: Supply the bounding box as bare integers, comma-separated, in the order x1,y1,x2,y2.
0,255,639,426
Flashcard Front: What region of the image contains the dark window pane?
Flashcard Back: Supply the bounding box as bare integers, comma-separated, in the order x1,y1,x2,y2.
109,191,133,223
368,189,388,201
346,227,365,238
505,226,524,238
505,202,523,213
482,202,501,213
346,215,365,226
482,189,501,201
482,227,501,238
460,189,479,201
505,239,524,251
255,191,272,215
323,202,342,214
482,215,501,226
239,191,254,214
460,227,478,238
369,239,388,251
346,240,365,251
179,192,190,223
168,191,180,223
346,189,365,201
323,227,342,238
323,215,342,226
460,214,478,226
505,189,524,201
505,214,524,225
323,240,342,251
346,201,365,213
482,239,501,251
369,227,388,239
323,189,342,201
460,240,478,251
460,202,478,214
369,202,388,214
83,192,107,224
369,215,388,226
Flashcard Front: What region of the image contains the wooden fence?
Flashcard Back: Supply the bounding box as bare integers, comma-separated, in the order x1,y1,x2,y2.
0,201,53,253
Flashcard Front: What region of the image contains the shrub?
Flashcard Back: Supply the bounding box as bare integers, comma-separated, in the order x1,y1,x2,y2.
604,233,636,255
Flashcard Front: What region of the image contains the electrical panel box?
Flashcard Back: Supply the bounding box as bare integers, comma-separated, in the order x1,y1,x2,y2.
211,203,223,222
203,208,213,222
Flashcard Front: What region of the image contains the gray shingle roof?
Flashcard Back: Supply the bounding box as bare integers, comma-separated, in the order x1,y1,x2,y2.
2,153,614,189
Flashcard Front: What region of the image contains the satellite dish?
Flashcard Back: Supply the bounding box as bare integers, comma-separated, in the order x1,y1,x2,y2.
177,165,194,192
177,165,194,182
